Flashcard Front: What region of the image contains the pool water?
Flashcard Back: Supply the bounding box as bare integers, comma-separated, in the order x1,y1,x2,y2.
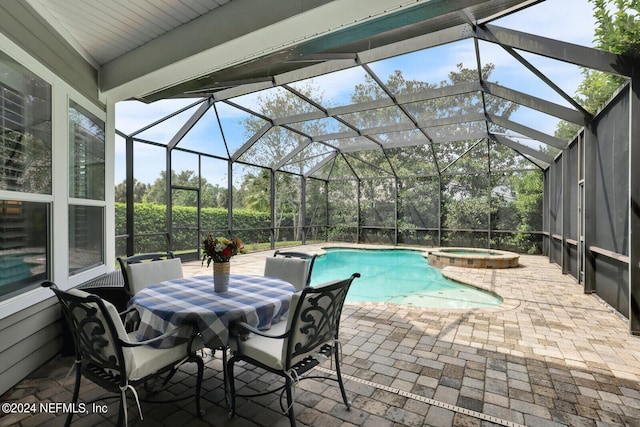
0,253,41,286
309,248,502,308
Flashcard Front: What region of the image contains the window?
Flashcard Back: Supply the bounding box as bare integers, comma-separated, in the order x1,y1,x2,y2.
69,100,105,274
0,200,49,300
69,205,103,275
0,51,52,300
69,101,104,200
0,51,52,194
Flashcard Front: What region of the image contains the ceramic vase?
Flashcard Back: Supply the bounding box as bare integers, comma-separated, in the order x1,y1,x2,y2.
213,262,230,292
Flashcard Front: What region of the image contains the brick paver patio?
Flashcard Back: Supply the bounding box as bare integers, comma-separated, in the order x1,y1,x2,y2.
2,244,640,426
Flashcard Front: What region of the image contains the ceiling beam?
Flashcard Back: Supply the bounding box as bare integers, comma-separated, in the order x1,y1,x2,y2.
483,82,585,125
432,131,489,144
500,45,592,118
397,81,482,104
417,113,487,129
311,129,360,142
274,81,484,127
326,98,397,117
181,77,274,98
231,122,272,162
343,152,396,176
272,111,328,127
128,98,206,137
476,24,635,78
167,97,214,150
440,139,486,174
486,114,567,150
491,133,553,163
304,151,339,179
273,139,313,171
212,80,276,101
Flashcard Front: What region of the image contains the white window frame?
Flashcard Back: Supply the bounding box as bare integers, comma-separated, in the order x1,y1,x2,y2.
68,97,107,277
0,34,114,319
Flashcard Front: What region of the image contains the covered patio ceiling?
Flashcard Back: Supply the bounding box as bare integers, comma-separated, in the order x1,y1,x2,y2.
27,0,634,179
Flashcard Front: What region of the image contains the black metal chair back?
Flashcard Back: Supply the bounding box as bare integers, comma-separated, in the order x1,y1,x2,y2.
47,283,126,382
227,273,360,427
42,281,204,427
285,274,356,368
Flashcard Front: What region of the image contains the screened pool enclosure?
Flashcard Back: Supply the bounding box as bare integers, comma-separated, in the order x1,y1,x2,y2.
116,58,548,258
112,1,640,331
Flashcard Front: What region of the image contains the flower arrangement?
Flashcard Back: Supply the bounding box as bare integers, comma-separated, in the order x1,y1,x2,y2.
201,235,245,266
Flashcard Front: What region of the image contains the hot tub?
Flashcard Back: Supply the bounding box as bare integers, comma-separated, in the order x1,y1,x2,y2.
427,248,519,269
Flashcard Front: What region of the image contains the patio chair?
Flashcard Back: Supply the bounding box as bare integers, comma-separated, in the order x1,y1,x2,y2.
265,250,317,291
226,273,360,427
117,252,183,297
42,281,204,427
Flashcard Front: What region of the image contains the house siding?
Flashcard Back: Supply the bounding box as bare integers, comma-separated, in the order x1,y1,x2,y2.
0,297,62,395
0,1,102,395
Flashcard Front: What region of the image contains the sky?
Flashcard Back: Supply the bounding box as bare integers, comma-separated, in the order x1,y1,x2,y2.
114,0,599,186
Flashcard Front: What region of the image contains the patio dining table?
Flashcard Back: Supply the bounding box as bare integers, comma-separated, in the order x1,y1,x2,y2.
130,274,295,349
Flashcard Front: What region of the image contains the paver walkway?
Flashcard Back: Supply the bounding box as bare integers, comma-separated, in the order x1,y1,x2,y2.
2,243,640,426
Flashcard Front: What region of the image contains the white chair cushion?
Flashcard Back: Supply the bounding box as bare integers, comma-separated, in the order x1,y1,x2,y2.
264,257,308,291
125,257,183,294
231,291,313,370
126,332,204,381
230,320,288,370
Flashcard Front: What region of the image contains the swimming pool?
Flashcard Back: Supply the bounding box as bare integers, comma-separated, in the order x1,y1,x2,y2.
309,248,502,308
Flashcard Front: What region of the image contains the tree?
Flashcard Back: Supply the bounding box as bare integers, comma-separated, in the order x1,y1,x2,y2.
238,82,328,241
2,131,52,194
512,170,543,253
114,179,149,203
592,0,640,57
347,64,521,245
201,181,228,209
145,169,226,207
555,0,638,137
239,82,325,170
345,64,520,179
243,170,271,212
575,67,625,113
305,178,327,241
554,120,581,142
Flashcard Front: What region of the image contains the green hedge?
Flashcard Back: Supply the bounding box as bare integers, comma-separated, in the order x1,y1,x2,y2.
116,203,295,253
115,203,541,254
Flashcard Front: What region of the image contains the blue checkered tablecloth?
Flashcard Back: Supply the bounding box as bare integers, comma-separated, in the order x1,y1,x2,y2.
130,274,295,349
